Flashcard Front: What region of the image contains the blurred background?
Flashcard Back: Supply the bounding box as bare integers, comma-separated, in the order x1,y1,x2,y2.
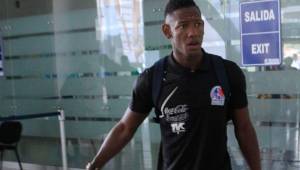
0,0,300,169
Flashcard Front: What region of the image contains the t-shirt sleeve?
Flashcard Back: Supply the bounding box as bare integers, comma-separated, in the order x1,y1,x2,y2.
225,61,248,110
129,68,154,114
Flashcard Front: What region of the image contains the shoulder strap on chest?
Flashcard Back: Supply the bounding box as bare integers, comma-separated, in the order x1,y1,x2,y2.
151,55,232,120
210,55,230,100
151,56,168,123
210,55,232,121
152,56,168,107
151,57,167,169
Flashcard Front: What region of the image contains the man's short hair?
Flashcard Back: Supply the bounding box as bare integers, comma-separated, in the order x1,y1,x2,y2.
164,0,200,18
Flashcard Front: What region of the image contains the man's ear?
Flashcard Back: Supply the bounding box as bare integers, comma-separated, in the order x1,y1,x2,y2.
162,24,172,39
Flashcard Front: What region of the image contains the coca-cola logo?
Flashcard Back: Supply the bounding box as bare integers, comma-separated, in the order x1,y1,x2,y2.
164,105,188,115
158,86,189,123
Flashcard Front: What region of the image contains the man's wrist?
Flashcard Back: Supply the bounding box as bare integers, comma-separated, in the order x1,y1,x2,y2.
86,162,101,170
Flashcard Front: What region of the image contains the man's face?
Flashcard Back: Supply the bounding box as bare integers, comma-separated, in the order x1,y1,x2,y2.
163,6,204,58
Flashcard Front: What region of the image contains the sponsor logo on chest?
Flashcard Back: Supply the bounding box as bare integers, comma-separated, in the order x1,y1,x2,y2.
171,122,186,134
159,87,188,134
210,85,225,106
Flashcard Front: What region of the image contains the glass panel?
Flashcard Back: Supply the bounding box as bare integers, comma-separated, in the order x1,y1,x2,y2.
0,0,146,169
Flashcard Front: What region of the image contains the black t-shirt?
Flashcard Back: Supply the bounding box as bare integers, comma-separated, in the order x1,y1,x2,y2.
130,50,248,170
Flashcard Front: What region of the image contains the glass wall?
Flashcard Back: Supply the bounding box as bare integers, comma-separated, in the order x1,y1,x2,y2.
0,0,145,169
0,0,300,169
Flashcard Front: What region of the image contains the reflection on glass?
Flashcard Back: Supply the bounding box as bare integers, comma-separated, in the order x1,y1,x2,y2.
96,0,144,65
283,44,300,70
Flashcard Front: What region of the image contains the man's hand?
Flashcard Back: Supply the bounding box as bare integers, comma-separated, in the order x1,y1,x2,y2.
86,162,99,170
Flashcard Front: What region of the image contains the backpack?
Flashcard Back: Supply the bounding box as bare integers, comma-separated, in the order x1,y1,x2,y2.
150,54,231,170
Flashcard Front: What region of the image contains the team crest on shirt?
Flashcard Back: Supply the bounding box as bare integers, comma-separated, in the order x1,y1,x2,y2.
210,85,225,106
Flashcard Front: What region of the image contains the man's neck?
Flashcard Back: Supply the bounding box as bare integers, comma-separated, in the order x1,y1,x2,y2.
173,51,203,71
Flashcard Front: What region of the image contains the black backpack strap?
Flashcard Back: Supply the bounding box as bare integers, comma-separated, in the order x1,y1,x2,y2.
210,55,230,98
150,57,168,170
210,55,232,120
151,56,168,123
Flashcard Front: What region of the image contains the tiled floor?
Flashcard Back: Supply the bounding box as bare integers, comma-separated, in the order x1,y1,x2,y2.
2,136,300,170
2,161,82,170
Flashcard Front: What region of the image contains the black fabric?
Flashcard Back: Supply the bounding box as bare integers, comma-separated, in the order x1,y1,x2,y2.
152,54,232,122
129,50,247,170
0,121,23,170
152,54,232,170
210,54,232,120
211,55,230,101
152,57,168,123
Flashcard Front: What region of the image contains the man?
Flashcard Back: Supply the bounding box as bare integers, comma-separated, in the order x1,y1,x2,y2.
86,0,261,169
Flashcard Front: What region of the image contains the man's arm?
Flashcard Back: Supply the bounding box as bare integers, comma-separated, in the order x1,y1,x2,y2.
86,107,148,170
232,107,261,170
